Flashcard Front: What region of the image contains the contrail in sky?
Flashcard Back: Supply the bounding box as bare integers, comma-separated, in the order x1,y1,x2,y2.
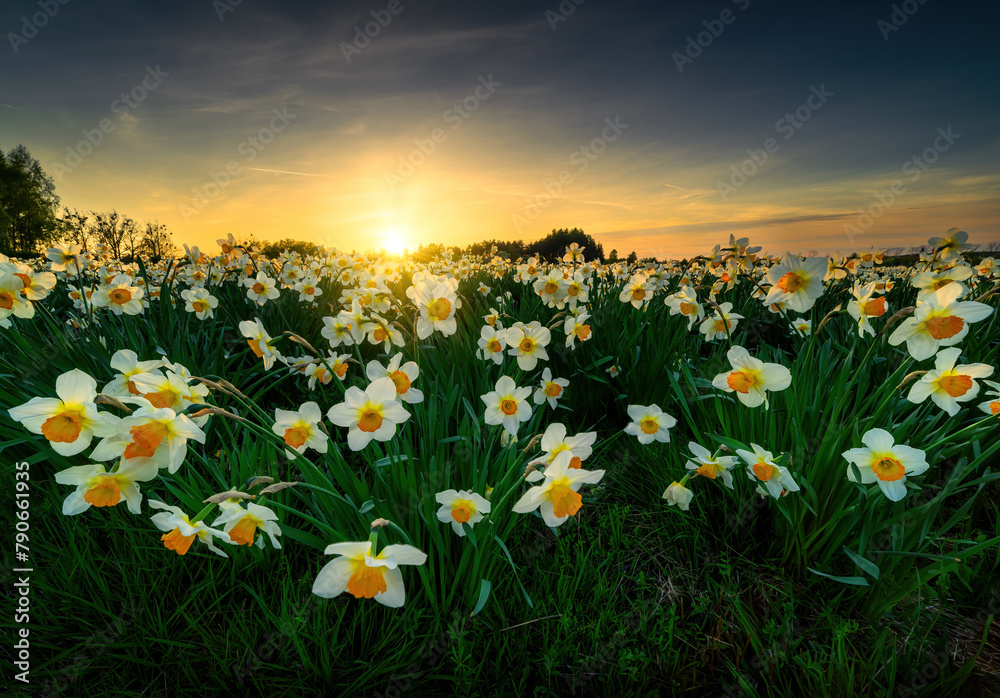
248,167,327,177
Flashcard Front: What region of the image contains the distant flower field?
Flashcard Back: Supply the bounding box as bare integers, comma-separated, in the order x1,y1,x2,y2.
2,227,998,629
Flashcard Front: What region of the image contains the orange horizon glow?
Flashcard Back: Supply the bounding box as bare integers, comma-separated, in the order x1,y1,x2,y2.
47,151,1000,260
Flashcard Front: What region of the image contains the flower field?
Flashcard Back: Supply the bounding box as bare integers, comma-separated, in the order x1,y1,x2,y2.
2,229,999,696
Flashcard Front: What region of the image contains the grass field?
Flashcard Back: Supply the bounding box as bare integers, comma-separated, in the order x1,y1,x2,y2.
2,232,999,697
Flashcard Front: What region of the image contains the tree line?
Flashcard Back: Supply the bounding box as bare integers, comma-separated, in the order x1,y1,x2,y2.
0,143,175,260
460,228,632,263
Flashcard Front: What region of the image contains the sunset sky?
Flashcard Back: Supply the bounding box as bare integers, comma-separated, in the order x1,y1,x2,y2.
2,0,998,259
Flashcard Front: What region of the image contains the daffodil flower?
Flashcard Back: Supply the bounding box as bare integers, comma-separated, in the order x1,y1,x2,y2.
624,404,677,444
684,442,737,489
735,443,800,498
477,325,507,364
563,310,593,349
763,254,828,312
128,369,195,412
841,428,929,502
243,271,280,306
411,280,458,339
321,314,356,348
91,274,145,315
435,489,491,537
238,317,284,370
789,318,812,336
662,480,693,510
846,280,889,337
212,502,282,549
90,403,206,473
906,348,993,416
534,368,569,409
327,377,411,451
366,353,423,404
712,346,792,409
928,227,974,261
539,422,596,466
0,271,35,322
506,321,551,371
563,271,589,309
8,369,118,456
180,287,219,319
888,283,993,361
312,540,427,608
305,352,350,389
699,302,743,341
534,270,567,308
619,273,654,309
665,285,704,330
481,375,532,436
512,451,604,527
55,458,159,515
149,500,235,557
45,243,85,274
273,401,328,458
977,380,1000,418
102,349,164,399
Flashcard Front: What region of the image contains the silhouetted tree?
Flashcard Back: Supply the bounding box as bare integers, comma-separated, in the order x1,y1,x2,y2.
412,243,448,263
59,208,94,251
0,144,60,256
466,238,527,259
525,228,605,262
141,221,175,260
261,238,320,259
90,211,141,260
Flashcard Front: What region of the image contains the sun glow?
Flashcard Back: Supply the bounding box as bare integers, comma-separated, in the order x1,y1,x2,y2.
382,232,408,256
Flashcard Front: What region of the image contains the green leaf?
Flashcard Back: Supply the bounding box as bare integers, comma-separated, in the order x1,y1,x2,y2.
462,521,478,550
493,536,534,608
842,547,880,579
373,454,409,468
808,567,870,586
471,579,491,617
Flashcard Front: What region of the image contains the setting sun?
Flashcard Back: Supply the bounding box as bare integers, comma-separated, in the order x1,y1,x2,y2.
382,233,409,256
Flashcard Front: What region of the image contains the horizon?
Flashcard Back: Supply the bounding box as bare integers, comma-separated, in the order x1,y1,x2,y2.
2,0,998,259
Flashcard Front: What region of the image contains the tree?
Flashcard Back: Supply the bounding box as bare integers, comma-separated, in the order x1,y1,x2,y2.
608,249,618,262
466,238,527,259
525,228,605,262
626,251,637,265
90,210,141,260
59,208,95,251
412,243,447,263
141,221,175,260
0,144,61,256
261,238,320,259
